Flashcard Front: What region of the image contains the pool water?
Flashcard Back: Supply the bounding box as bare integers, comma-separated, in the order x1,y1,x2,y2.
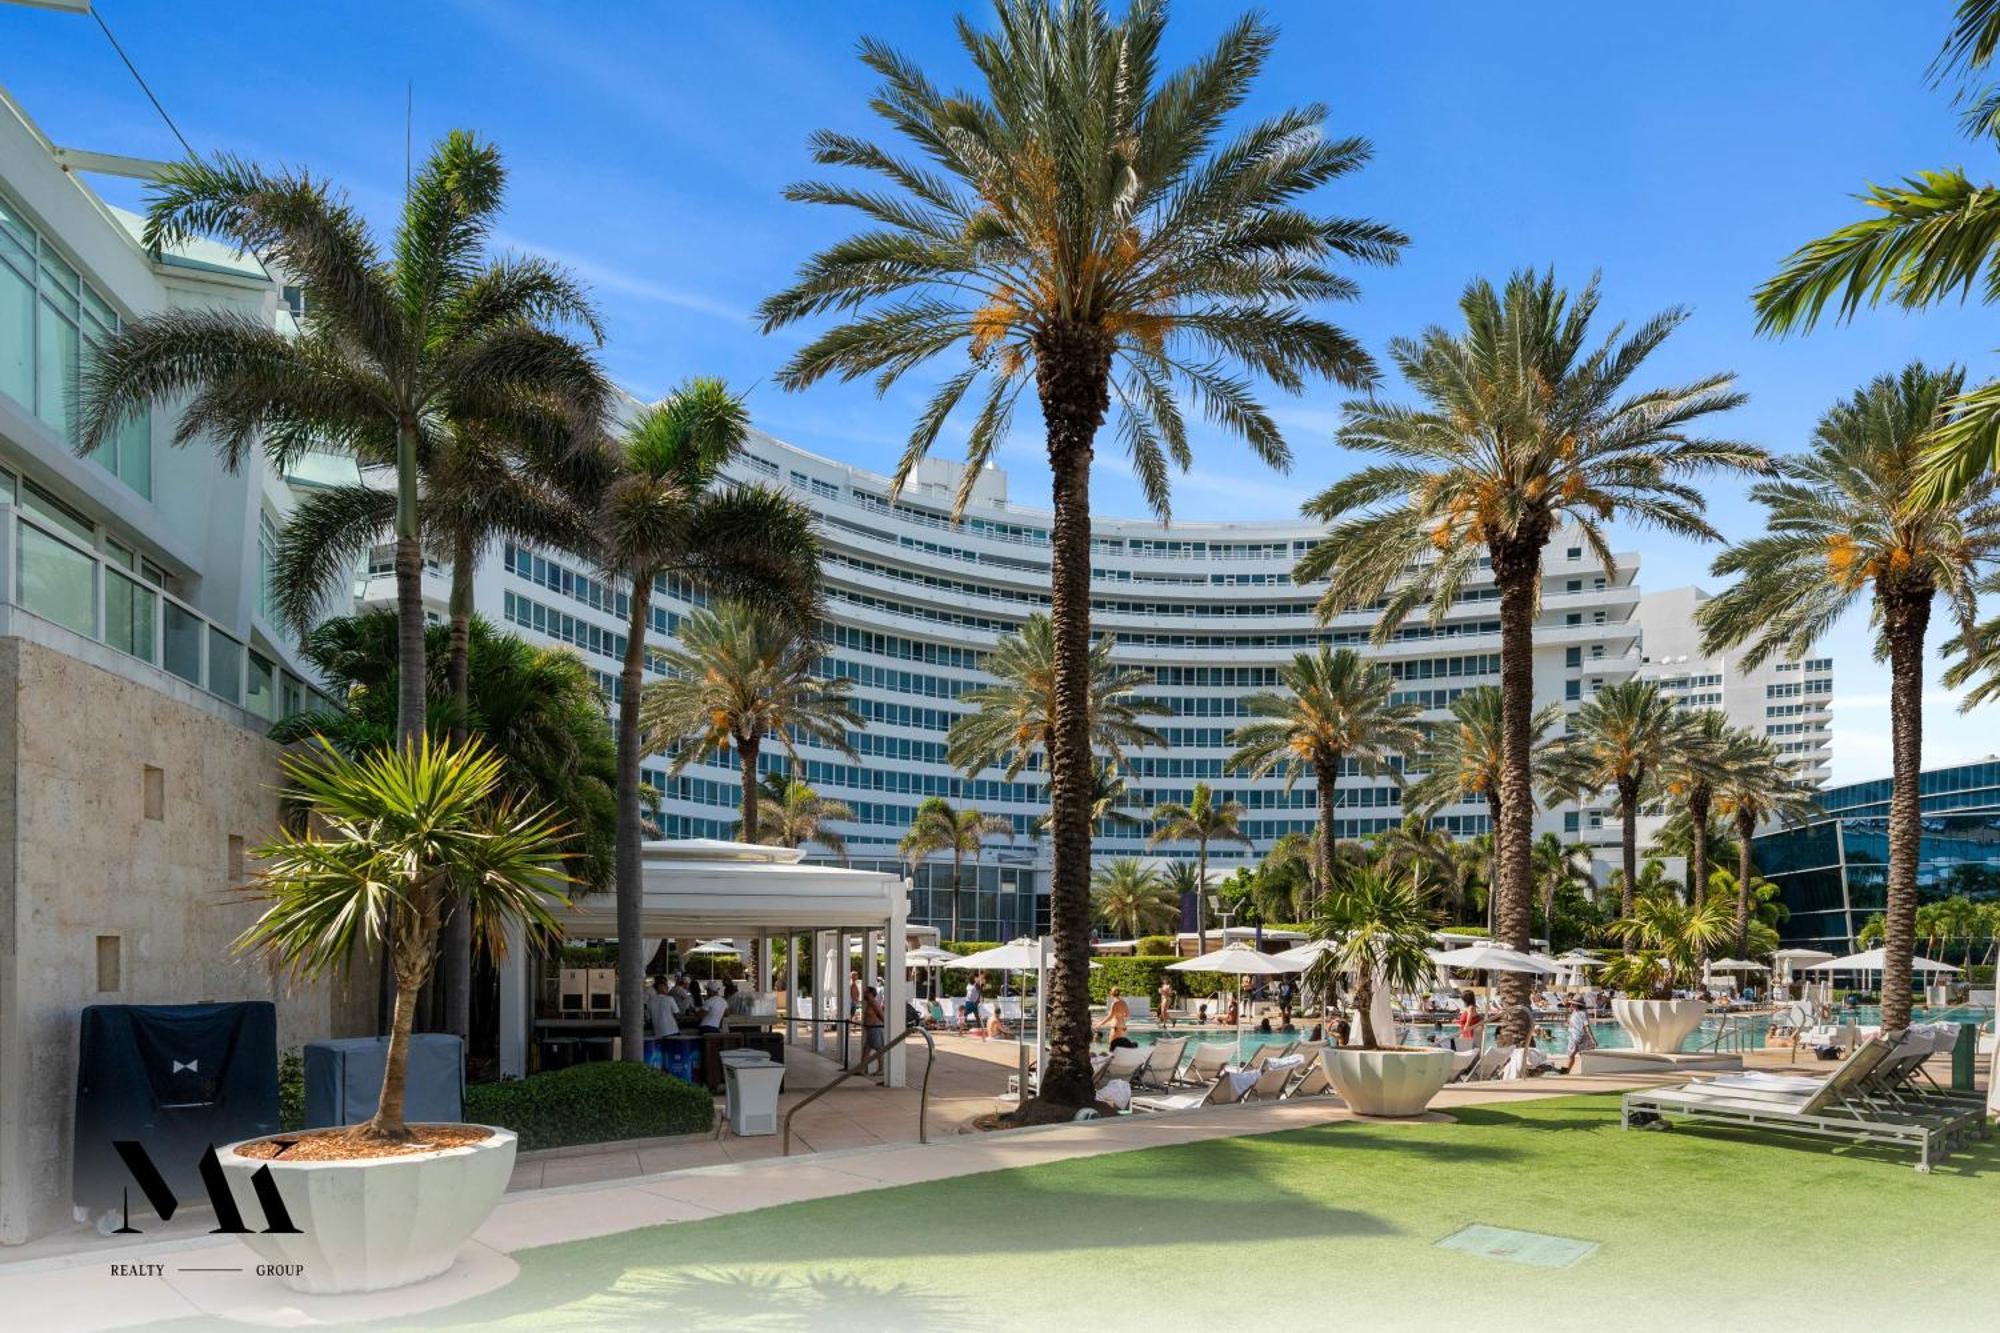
1099,1005,1991,1059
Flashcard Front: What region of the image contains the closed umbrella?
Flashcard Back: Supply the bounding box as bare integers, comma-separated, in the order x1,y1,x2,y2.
1168,943,1291,1061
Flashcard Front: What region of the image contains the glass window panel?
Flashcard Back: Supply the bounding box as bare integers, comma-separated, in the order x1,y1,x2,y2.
0,258,30,406
0,200,30,266
280,673,304,718
163,600,202,684
246,651,276,721
105,569,156,664
208,627,242,703
22,479,93,542
36,302,78,437
80,284,114,330
17,520,95,636
38,246,78,299
114,407,150,498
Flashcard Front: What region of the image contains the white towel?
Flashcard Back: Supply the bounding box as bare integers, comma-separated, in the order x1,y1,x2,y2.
1099,1078,1132,1111
1267,1054,1306,1071
1225,1068,1259,1098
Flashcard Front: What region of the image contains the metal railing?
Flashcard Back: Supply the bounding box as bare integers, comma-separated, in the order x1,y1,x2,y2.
781,1019,936,1157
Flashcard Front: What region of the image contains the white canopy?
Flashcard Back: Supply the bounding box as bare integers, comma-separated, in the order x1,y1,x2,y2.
905,946,960,967
1705,958,1768,972
1804,948,1960,974
1167,943,1293,975
955,938,1100,971
685,939,740,956
1270,939,1337,970
1429,943,1558,975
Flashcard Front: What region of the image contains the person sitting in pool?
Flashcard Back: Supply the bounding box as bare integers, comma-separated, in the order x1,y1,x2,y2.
1256,1017,1273,1034
1223,997,1240,1027
1308,1022,1324,1043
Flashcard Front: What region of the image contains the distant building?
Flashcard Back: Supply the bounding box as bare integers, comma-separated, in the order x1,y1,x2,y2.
1752,760,2000,953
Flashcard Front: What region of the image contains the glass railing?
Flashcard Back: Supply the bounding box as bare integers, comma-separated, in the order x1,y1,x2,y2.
0,501,337,726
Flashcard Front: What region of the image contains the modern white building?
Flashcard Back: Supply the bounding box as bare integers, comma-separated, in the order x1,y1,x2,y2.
0,86,363,1245
462,430,1640,939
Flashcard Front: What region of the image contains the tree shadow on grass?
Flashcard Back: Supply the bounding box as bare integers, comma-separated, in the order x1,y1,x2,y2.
576,1265,968,1331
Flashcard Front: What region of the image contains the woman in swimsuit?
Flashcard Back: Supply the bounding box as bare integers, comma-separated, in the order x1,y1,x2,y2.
1095,986,1131,1043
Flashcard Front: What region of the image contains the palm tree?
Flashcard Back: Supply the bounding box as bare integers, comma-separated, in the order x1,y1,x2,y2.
1147,783,1251,954
1698,364,2000,1029
644,601,863,844
899,798,1015,942
77,135,608,745
1547,680,1686,925
1303,869,1438,1049
1711,737,1818,953
1226,647,1424,912
761,0,1402,1113
1402,686,1560,843
1031,761,1145,838
1602,894,1735,1000
1296,270,1763,1042
752,773,855,858
1647,808,1741,880
947,615,1165,780
237,736,570,1143
1530,831,1598,944
1652,710,1747,906
596,381,826,1064
1091,859,1178,938
1751,0,2000,494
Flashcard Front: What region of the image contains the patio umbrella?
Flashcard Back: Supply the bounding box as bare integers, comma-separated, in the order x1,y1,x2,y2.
684,939,738,981
1168,943,1292,1060
1803,948,1960,975
905,946,959,967
1428,943,1558,975
1704,958,1768,972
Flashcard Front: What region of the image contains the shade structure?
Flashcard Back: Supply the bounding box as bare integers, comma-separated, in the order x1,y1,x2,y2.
1168,944,1291,1061
1705,958,1768,972
904,946,960,967
1804,948,1960,974
1428,943,1558,975
954,938,1099,972
1270,939,1336,970
685,940,739,956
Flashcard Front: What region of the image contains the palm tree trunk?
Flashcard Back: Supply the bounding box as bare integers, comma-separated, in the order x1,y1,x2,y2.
393,421,426,745
1489,532,1544,1046
949,847,963,944
1353,970,1377,1050
440,542,475,1049
1195,838,1210,953
1618,774,1640,932
613,574,654,1064
1735,807,1757,955
1031,324,1113,1114
739,738,762,844
1315,755,1340,913
1881,582,1930,1030
1687,787,1711,907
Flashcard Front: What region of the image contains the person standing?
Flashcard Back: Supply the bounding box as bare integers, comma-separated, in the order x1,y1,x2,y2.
1095,985,1131,1044
963,972,984,1028
1561,998,1598,1074
1455,990,1484,1052
858,985,888,1076
1157,977,1176,1028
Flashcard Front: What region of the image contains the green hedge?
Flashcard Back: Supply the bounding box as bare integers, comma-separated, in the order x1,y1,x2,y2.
1091,956,1234,1003
466,1061,713,1150
1135,935,1177,956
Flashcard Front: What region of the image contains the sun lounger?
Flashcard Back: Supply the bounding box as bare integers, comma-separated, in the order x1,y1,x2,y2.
1132,1036,1187,1090
1132,1068,1253,1113
1244,1039,1297,1071
1178,1041,1235,1086
1244,1059,1299,1102
1444,1047,1481,1083
1094,1043,1149,1089
1457,1046,1513,1082
1283,1055,1335,1099
1621,1037,1984,1172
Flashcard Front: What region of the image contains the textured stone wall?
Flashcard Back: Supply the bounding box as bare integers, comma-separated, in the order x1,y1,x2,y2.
0,635,369,1244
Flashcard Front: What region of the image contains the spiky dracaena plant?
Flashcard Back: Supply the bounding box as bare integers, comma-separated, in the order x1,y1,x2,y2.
1303,868,1438,1049
1298,271,1764,1041
1698,363,2000,1028
760,0,1401,1112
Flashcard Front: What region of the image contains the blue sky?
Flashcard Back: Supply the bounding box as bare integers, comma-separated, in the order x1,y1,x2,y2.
6,0,1998,783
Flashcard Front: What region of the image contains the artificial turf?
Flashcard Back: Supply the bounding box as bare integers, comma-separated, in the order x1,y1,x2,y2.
272,1093,2000,1331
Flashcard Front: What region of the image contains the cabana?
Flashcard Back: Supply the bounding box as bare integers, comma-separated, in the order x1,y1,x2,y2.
498,839,912,1086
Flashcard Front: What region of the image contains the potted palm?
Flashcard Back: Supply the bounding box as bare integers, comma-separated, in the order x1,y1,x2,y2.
1602,894,1733,1054
220,736,572,1294
1308,870,1455,1116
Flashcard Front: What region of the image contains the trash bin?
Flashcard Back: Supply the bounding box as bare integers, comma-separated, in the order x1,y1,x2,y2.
1952,1021,1978,1092
721,1050,785,1136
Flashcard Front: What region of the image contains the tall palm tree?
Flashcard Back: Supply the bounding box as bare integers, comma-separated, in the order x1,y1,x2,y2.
947,615,1165,780
1708,737,1818,954
1529,831,1597,944
1295,270,1762,1042
1402,686,1560,843
760,0,1401,1113
1651,710,1749,906
1647,807,1741,879
1698,363,2000,1028
1751,0,2000,494
752,773,855,859
643,601,863,845
1226,647,1424,914
1147,783,1251,953
899,797,1015,942
595,381,826,1064
1091,859,1178,938
77,135,608,745
1547,680,1685,925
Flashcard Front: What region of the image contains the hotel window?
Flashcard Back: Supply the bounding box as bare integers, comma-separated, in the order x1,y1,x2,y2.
0,191,150,497
258,510,280,621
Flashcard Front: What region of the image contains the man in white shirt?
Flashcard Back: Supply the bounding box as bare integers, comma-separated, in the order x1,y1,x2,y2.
647,976,679,1038
669,974,695,1017
698,983,727,1033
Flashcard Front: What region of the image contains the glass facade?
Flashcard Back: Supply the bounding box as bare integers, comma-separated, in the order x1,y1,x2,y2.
0,191,150,497
1753,761,2000,950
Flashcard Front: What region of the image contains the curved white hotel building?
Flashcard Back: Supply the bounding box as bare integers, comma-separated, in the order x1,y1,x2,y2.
465,428,1645,941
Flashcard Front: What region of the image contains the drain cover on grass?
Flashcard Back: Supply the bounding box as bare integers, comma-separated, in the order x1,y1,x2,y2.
1435,1224,1598,1269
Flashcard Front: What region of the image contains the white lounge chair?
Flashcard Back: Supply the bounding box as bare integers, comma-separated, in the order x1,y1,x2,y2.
1178,1041,1235,1086
1243,1060,1297,1102
1244,1039,1297,1071
1094,1044,1149,1089
1282,1055,1335,1099
1132,1036,1187,1090
1132,1068,1253,1113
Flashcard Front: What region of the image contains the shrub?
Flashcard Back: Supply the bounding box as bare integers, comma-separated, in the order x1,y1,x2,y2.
465,1061,713,1150
278,1049,304,1132
1091,955,1230,1003
1135,934,1177,955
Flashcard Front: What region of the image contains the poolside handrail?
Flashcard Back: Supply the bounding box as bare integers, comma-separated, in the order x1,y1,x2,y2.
781,1018,935,1157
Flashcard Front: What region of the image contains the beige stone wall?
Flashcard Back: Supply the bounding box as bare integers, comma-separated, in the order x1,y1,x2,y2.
0,635,368,1244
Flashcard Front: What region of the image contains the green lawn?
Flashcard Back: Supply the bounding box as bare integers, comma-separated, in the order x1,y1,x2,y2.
357,1094,1999,1331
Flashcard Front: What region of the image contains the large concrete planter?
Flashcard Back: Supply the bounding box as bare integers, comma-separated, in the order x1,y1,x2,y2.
1611,998,1709,1054
215,1125,516,1295
1323,1046,1455,1117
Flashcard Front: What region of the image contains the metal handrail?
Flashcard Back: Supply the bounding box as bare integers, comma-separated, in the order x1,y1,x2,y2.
781,1019,935,1157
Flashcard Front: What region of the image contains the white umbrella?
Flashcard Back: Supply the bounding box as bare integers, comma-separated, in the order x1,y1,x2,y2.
905,946,960,967
1804,948,1959,975
1169,944,1292,1060
1270,939,1336,970
1705,958,1768,972
684,938,738,981
1428,943,1558,975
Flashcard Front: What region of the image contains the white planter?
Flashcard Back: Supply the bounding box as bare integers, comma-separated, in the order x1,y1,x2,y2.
1611,998,1709,1054
1323,1046,1455,1117
215,1125,517,1295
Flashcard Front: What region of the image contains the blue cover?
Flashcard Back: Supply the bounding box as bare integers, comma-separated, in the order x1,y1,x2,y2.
302,1034,464,1128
